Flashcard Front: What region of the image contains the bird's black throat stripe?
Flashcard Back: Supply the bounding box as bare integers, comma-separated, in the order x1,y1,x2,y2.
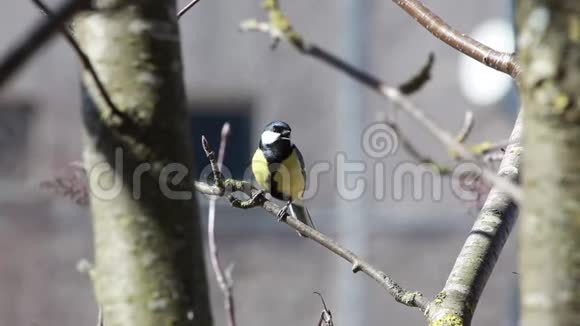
260,139,293,201
259,139,292,163
269,170,290,201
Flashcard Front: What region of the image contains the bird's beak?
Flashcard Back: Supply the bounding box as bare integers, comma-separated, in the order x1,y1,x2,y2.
280,130,291,140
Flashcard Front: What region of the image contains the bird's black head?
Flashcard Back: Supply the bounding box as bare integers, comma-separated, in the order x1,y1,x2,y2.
259,121,293,158
264,121,291,135
260,120,292,146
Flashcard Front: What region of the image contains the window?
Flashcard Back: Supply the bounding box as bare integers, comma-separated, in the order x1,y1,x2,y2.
190,98,252,180
0,100,34,179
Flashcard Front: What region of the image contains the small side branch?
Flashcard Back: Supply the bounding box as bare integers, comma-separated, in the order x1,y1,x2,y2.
201,136,225,194
384,110,474,175
177,0,203,19
398,52,435,95
455,111,475,143
0,0,89,89
314,292,334,326
393,0,521,78
30,0,128,122
206,123,236,326
97,306,103,326
383,119,452,175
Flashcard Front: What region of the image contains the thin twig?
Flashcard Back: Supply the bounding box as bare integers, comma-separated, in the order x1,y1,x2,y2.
195,139,429,311
393,0,521,78
455,111,475,143
399,52,435,95
206,123,236,326
314,292,334,326
217,123,230,169
30,0,128,121
384,119,452,174
177,0,203,19
201,136,225,193
385,110,474,174
97,305,103,326
239,19,523,204
470,139,511,156
0,0,89,89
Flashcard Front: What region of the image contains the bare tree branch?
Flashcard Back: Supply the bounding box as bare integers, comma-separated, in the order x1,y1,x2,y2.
239,16,523,203
455,111,475,143
177,0,203,19
216,124,230,169
392,0,521,78
97,305,103,326
205,123,237,326
383,119,452,175
471,139,511,156
30,0,129,122
398,52,435,95
0,0,89,89
196,139,430,312
384,110,474,175
202,136,225,193
314,292,334,326
428,112,522,324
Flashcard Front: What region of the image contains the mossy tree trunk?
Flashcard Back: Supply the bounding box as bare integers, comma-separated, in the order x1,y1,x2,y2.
74,1,212,325
517,0,580,324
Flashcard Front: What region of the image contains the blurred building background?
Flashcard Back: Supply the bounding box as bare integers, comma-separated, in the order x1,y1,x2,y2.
0,0,519,325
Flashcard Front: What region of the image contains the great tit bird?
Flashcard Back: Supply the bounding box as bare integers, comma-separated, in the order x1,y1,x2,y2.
252,121,315,236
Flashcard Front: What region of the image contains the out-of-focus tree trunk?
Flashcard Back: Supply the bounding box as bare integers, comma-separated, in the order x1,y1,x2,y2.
517,0,580,324
74,1,212,325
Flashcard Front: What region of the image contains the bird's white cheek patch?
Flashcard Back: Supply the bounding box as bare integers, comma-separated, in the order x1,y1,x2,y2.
261,130,280,145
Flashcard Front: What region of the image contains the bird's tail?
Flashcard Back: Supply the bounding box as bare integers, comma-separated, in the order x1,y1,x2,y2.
289,200,316,237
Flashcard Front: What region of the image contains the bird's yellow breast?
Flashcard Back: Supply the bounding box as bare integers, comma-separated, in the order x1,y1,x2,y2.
252,148,305,200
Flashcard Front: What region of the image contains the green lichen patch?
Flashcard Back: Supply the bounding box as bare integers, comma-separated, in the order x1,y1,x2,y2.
430,313,464,326
434,291,447,305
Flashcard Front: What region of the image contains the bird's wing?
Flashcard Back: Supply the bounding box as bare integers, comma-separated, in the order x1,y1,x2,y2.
293,144,307,181
290,144,316,237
